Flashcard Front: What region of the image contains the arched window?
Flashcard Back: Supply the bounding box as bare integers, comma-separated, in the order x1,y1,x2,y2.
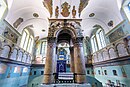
20,29,34,53
0,0,7,20
91,27,106,53
91,35,98,53
83,39,87,56
96,29,106,49
40,40,47,56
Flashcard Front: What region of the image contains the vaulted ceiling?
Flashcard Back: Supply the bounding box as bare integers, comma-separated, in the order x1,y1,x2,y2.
4,0,124,39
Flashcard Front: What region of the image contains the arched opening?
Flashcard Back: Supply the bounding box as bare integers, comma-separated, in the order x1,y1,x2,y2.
55,29,74,83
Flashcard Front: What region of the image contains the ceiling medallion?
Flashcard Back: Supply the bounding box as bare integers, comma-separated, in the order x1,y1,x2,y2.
61,2,70,17
89,13,95,17
108,20,113,27
33,13,39,18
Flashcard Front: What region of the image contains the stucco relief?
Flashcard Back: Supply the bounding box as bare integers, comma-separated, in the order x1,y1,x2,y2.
0,63,7,74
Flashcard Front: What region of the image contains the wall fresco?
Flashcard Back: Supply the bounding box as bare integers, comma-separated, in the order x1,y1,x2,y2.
108,27,125,43
0,63,7,74
3,26,18,43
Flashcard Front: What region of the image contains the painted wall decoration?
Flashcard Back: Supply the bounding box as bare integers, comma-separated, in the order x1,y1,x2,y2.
23,67,28,73
35,55,42,64
14,66,21,73
43,0,53,17
108,27,125,43
72,6,76,18
3,26,18,43
78,0,89,16
0,63,7,74
120,66,127,77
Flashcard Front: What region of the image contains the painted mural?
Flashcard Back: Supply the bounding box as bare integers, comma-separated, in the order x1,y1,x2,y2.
0,63,7,74
78,0,89,16
14,66,21,73
43,0,53,17
3,26,18,43
108,26,125,43
23,67,28,73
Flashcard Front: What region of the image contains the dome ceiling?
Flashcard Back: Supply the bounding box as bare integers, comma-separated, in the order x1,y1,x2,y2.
4,0,124,38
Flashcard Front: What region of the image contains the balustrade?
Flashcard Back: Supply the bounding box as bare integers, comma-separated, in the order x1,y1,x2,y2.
0,35,32,64
92,35,130,63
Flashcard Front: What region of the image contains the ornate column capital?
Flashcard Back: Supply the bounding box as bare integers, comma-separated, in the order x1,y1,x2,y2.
47,37,56,43
73,37,84,47
47,37,56,47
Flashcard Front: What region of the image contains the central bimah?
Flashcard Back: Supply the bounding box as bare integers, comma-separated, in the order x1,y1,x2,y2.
41,19,91,87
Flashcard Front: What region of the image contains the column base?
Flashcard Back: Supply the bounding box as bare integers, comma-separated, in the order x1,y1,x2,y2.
43,74,54,84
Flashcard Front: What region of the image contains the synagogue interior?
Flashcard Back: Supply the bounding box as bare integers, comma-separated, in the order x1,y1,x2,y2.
0,0,130,87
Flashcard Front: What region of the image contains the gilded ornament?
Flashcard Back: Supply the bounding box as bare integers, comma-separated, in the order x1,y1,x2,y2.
72,6,76,18
43,0,53,17
55,6,59,18
61,2,70,17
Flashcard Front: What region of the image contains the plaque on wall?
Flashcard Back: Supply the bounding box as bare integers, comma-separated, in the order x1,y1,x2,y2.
108,27,125,43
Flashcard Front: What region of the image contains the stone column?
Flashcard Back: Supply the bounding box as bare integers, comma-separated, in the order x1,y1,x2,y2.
69,47,75,73
43,37,56,84
73,37,86,83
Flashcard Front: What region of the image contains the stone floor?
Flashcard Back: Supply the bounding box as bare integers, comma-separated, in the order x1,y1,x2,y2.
40,83,91,87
